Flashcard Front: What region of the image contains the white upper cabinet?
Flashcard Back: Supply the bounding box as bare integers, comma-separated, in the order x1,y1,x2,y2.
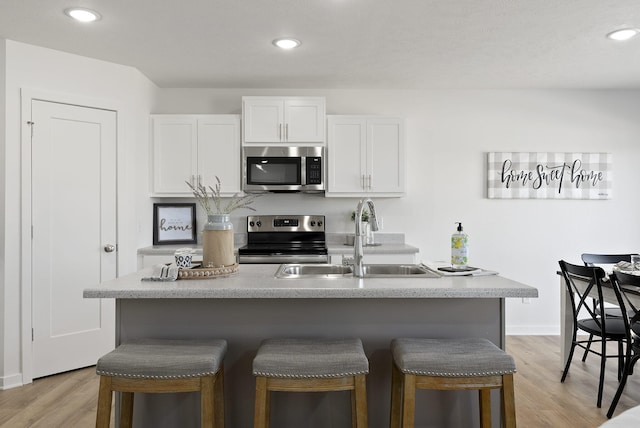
242,97,326,144
326,116,405,197
151,114,241,196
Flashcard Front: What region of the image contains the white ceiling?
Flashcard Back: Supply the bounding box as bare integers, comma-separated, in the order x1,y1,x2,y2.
1,0,639,89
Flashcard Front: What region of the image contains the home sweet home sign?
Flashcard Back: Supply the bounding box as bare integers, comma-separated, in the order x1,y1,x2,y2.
487,152,612,199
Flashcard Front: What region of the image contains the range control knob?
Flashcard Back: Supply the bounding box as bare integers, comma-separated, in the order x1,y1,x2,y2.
249,221,255,227
318,221,323,227
256,221,262,227
310,221,316,227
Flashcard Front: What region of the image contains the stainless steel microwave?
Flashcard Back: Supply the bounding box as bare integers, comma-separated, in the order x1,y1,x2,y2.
242,146,324,193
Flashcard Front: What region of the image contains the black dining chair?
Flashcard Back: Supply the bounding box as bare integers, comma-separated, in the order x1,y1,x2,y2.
580,254,639,362
606,270,640,418
559,260,629,408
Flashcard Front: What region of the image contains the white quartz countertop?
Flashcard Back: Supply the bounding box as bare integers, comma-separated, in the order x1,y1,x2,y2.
326,243,418,255
326,232,419,255
84,264,538,299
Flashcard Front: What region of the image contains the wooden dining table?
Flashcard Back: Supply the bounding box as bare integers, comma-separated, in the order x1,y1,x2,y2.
560,270,640,368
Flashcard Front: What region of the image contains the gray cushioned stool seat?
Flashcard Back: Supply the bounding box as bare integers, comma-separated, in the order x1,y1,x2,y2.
390,337,517,428
391,337,515,377
253,338,369,378
96,338,227,379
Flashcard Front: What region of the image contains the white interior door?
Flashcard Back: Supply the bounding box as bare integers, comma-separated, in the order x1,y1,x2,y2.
31,100,117,378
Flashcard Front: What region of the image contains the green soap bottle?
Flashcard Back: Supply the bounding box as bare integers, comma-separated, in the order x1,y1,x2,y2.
451,222,469,269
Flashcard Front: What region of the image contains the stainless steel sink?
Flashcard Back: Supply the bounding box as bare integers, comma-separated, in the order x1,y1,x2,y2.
275,264,354,278
275,263,441,279
362,264,441,278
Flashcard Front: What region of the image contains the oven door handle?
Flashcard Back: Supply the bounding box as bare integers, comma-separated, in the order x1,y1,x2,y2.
239,254,329,264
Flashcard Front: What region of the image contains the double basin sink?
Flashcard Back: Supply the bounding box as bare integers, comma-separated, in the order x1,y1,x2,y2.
275,263,442,279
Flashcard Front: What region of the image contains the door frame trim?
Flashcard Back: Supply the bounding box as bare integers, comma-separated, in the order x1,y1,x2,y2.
20,88,123,384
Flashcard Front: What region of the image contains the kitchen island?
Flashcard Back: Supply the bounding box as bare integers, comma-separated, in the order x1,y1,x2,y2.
84,264,537,428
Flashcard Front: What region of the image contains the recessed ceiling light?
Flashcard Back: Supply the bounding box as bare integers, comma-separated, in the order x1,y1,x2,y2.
64,7,101,23
272,38,301,49
606,28,639,41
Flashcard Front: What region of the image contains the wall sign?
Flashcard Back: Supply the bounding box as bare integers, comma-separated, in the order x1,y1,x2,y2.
487,152,612,199
153,203,197,245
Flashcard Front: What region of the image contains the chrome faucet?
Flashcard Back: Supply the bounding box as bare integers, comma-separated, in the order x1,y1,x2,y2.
353,198,379,277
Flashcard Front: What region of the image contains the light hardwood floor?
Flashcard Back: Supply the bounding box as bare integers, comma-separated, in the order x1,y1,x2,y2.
0,336,638,427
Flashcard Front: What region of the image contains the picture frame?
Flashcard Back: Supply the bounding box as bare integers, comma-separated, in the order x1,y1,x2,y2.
153,203,197,245
487,152,612,200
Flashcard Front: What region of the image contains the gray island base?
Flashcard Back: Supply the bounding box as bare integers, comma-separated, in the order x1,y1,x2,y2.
84,264,537,428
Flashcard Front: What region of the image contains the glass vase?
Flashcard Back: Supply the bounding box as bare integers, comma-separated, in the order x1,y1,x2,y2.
364,221,374,245
202,214,235,268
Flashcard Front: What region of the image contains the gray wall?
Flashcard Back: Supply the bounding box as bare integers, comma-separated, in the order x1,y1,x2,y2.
1,40,156,388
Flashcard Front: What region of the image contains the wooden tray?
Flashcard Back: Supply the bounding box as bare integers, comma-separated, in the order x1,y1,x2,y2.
177,263,239,279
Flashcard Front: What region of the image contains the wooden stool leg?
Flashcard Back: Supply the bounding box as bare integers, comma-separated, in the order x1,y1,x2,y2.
401,373,416,428
96,376,113,428
120,392,134,428
390,362,403,428
502,374,516,428
351,382,357,428
201,375,215,428
352,374,368,428
478,389,491,428
254,376,270,428
214,368,225,428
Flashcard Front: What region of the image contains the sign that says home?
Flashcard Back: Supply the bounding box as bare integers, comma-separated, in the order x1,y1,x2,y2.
487,152,612,199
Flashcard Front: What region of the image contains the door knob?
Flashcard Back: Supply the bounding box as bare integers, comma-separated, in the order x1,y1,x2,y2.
104,244,116,253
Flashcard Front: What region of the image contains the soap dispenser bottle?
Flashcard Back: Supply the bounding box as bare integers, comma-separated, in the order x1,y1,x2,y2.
451,222,469,269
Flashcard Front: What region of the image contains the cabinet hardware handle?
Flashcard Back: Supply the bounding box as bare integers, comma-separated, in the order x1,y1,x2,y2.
190,175,195,187
285,123,289,141
361,174,365,190
279,123,282,141
368,175,372,190
104,244,116,253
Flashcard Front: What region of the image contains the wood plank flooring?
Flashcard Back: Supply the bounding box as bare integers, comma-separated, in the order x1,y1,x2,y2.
0,363,113,427
0,336,638,427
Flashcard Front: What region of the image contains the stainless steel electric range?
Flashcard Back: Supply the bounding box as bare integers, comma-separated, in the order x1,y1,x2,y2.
238,215,328,264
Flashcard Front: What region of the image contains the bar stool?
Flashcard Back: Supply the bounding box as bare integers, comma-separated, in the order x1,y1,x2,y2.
390,338,516,428
95,338,227,428
252,338,369,428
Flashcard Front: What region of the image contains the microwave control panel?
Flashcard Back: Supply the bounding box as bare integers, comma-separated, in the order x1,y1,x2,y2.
306,157,322,185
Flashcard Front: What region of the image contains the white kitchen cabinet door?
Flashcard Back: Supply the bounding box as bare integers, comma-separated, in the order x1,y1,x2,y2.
242,98,283,143
283,98,326,143
151,115,241,196
197,115,242,194
242,96,325,144
151,115,198,195
326,116,405,197
367,118,405,194
327,117,367,193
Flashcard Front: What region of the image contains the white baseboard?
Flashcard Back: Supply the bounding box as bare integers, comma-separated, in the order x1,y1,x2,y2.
506,325,559,336
0,373,24,390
